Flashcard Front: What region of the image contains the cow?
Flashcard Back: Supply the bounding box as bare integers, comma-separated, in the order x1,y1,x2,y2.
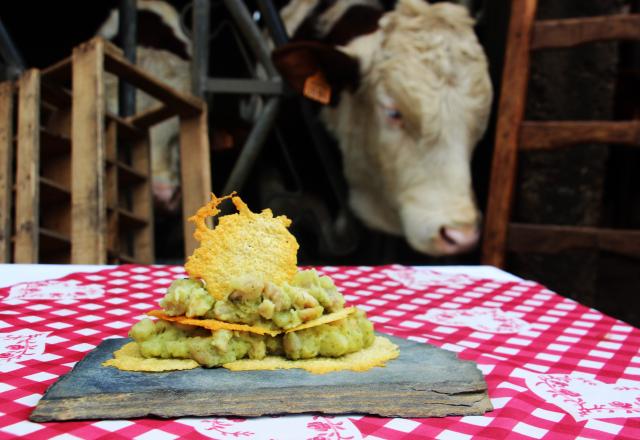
97,0,191,214
273,0,492,256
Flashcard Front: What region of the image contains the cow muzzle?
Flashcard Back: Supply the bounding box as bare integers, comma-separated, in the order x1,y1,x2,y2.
434,224,480,255
400,202,481,256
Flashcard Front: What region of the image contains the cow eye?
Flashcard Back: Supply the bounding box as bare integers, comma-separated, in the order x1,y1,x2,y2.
384,107,403,122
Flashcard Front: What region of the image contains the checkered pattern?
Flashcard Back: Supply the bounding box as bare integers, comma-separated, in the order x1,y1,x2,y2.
0,264,639,439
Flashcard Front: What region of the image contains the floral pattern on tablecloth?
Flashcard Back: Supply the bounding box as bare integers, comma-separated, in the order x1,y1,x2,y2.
421,306,531,333
524,372,640,421
0,330,50,366
178,415,361,440
2,279,104,301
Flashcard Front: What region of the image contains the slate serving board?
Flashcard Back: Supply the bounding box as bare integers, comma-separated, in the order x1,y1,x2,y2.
30,335,492,422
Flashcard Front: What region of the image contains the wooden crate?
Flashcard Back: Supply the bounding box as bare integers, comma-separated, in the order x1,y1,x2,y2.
3,37,211,264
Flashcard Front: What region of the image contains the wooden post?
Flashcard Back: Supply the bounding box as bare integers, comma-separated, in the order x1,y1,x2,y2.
14,70,41,263
179,105,212,257
481,0,538,267
0,82,14,262
71,38,107,264
131,133,154,263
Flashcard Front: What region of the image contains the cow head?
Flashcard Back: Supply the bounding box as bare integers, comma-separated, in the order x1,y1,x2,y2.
273,0,492,256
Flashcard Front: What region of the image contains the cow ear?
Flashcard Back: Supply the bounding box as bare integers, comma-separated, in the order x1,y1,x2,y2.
272,41,360,104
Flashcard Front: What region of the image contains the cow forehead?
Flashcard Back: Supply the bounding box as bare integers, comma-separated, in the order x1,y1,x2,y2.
379,2,479,59
348,2,491,136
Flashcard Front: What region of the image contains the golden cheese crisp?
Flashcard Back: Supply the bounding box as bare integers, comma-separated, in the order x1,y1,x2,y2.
102,342,198,372
147,310,282,336
147,307,357,337
223,336,399,374
185,193,299,300
284,307,355,333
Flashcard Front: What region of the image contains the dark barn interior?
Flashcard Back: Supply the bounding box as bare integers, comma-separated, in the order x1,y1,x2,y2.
0,0,638,327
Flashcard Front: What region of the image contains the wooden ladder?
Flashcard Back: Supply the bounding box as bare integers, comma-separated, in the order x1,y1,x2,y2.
0,37,212,264
481,0,640,267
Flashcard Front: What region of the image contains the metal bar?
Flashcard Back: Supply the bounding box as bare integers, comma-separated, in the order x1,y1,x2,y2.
118,0,137,117
223,98,280,194
256,0,290,47
192,0,210,97
0,17,25,79
205,78,283,95
223,0,279,77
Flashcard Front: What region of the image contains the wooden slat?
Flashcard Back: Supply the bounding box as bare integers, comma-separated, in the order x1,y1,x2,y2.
41,56,71,83
105,159,147,184
532,14,640,50
118,162,147,184
507,223,640,259
0,82,14,262
105,121,119,256
519,120,640,150
40,81,71,108
41,79,73,248
71,39,107,264
39,227,71,264
40,227,71,243
126,104,176,129
179,106,213,257
114,253,137,264
40,129,71,156
41,109,72,193
481,0,538,268
40,177,70,204
106,112,144,140
117,208,148,229
40,201,71,239
14,70,41,263
130,134,154,263
102,38,202,116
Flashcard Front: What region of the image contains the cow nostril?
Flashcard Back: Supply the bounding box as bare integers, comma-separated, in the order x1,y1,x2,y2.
439,226,458,246
439,226,480,249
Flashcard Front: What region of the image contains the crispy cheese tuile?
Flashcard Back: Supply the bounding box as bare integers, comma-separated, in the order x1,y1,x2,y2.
102,342,199,372
284,307,356,333
147,307,357,336
185,193,299,300
147,310,282,336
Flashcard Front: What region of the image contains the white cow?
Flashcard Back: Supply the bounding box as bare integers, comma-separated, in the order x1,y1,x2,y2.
274,0,492,255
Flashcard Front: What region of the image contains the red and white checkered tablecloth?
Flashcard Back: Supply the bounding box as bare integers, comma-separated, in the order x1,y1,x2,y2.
0,264,639,439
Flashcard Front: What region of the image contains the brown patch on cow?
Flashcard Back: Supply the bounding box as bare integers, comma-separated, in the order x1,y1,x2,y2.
290,0,338,42
291,2,382,47
322,6,383,46
272,41,360,105
137,10,190,60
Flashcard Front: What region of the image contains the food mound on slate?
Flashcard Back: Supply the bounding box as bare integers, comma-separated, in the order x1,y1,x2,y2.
104,193,399,374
